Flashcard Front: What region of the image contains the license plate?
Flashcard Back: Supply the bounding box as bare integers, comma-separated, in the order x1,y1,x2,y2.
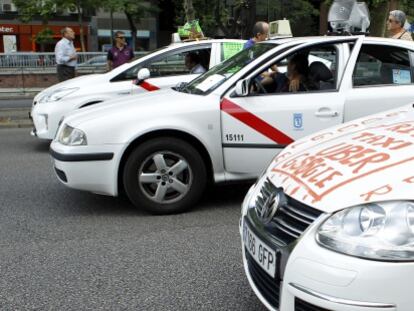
243,221,276,278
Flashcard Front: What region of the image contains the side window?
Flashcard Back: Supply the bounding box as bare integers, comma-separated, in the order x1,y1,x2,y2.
112,46,211,81
147,47,211,77
249,43,337,95
353,45,412,87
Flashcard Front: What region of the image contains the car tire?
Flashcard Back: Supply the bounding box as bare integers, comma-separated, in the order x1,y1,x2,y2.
123,137,207,214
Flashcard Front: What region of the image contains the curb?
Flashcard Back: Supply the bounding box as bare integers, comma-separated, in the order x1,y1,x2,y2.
0,91,40,100
0,122,33,129
0,107,32,129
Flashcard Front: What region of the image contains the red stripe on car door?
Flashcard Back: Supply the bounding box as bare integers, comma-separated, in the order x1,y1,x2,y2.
140,81,160,91
220,98,294,145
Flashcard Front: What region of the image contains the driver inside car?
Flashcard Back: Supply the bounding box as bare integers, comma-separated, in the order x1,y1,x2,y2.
259,53,318,93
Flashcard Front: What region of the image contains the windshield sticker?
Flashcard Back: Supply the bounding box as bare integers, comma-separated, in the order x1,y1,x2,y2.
222,42,244,60
271,120,414,203
392,69,411,84
293,113,303,130
195,74,225,92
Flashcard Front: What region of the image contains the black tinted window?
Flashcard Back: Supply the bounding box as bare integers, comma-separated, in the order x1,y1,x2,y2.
353,45,412,86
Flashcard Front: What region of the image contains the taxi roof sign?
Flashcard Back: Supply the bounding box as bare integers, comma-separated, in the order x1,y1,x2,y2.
269,19,292,39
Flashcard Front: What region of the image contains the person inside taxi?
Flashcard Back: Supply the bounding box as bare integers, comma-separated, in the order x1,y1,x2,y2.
185,52,207,74
387,10,413,41
260,53,317,93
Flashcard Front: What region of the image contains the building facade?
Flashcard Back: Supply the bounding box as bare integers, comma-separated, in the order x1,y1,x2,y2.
0,0,157,52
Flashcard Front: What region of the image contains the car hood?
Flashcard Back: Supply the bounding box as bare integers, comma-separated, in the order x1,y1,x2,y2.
34,74,102,101
267,105,414,213
63,88,204,130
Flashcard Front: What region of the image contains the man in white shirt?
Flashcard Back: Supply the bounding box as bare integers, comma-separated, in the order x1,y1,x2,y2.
55,27,77,82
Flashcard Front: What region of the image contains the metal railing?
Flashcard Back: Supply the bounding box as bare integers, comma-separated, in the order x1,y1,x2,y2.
0,52,147,68
0,51,148,96
0,52,107,68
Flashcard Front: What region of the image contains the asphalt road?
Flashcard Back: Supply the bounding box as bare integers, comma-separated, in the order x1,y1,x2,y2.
0,128,266,310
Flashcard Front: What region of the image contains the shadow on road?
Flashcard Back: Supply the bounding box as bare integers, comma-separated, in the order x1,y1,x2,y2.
58,182,254,217
32,140,51,152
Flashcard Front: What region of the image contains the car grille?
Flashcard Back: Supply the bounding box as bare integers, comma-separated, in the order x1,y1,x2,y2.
295,297,331,311
245,179,324,310
245,249,281,309
257,178,323,246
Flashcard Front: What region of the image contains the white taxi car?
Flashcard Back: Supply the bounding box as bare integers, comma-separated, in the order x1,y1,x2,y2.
240,105,414,310
50,35,414,214
31,39,245,139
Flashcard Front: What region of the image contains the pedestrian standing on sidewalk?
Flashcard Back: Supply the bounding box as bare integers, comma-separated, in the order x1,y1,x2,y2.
243,21,269,49
387,10,413,41
107,31,134,71
55,27,77,82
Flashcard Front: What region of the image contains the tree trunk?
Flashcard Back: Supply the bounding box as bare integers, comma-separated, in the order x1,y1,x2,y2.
240,0,256,39
110,8,114,46
77,3,86,52
369,1,389,37
183,0,195,22
125,11,137,51
319,1,328,35
389,0,399,11
40,19,47,52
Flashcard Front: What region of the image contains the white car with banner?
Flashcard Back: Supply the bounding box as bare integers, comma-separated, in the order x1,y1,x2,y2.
240,105,414,310
30,39,245,139
50,35,414,214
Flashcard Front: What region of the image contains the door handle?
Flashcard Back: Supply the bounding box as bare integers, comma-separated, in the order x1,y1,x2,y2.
118,91,131,95
315,110,339,118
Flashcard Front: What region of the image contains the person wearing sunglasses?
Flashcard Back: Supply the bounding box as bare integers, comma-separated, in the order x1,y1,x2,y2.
387,10,413,41
107,31,135,70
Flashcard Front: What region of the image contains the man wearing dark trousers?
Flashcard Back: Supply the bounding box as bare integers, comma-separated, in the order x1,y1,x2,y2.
55,27,77,82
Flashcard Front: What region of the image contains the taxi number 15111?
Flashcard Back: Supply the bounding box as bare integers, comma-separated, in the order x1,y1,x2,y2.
225,134,244,142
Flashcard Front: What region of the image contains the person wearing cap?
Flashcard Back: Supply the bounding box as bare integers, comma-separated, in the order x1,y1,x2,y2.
387,10,413,41
107,31,134,70
243,21,269,49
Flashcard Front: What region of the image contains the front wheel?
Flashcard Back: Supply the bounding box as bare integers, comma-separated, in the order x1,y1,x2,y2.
123,137,207,214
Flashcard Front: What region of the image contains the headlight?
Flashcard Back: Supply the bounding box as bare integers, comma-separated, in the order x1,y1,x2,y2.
39,87,79,103
317,201,414,261
58,124,87,146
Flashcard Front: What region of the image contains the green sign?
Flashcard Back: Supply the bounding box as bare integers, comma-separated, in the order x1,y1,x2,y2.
222,42,244,60
178,20,203,38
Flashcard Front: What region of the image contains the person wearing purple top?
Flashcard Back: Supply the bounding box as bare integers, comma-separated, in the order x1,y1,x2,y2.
107,31,134,70
243,21,269,49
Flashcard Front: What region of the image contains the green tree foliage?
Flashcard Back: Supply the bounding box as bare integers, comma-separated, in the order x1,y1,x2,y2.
172,0,319,38
35,27,55,45
13,0,61,51
13,0,58,24
60,0,101,52
101,0,158,50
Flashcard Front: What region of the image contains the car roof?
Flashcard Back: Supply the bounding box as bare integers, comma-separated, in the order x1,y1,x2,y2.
168,38,245,47
265,35,414,47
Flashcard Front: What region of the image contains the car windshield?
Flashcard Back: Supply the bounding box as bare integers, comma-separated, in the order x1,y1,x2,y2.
179,43,278,95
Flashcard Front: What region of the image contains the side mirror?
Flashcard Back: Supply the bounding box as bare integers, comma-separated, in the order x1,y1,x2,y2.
136,68,150,84
175,82,188,91
235,79,249,97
